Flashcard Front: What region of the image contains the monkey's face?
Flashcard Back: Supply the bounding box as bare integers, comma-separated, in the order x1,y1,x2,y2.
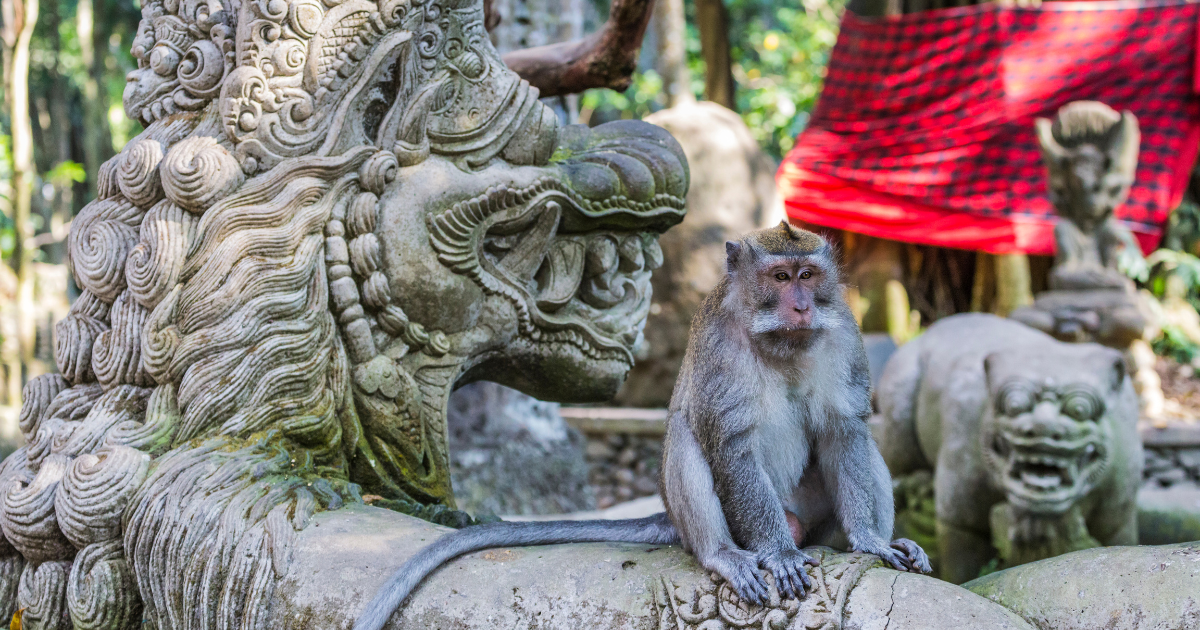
739,252,839,346
979,346,1128,515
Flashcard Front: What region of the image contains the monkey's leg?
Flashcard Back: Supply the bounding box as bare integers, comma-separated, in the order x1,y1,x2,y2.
663,417,770,604
704,422,818,601
818,420,929,573
936,520,993,584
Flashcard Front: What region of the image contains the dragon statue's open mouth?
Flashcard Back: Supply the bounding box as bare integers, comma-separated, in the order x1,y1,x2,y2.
429,121,688,366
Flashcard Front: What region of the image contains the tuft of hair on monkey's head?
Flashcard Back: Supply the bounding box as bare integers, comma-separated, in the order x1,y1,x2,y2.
724,221,844,345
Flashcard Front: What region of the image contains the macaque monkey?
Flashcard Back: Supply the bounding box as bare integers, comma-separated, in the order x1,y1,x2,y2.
353,222,929,630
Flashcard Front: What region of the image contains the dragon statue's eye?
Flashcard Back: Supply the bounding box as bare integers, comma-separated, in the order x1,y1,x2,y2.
1061,389,1103,421
997,382,1035,416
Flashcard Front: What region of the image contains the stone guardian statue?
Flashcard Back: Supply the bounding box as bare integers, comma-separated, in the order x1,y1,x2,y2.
1011,101,1148,347
1011,101,1163,417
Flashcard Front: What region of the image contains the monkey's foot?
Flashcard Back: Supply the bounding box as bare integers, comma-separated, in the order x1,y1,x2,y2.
890,538,932,574
759,548,820,600
852,538,923,574
703,547,769,605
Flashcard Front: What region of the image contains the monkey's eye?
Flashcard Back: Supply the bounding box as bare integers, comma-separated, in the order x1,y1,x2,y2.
799,270,813,280
774,272,789,281
1061,389,1102,421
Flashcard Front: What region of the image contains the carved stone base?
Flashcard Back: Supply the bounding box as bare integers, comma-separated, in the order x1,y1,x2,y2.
274,506,1034,629
1009,289,1146,348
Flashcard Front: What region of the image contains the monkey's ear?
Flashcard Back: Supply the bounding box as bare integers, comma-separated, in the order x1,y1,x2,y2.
726,241,743,271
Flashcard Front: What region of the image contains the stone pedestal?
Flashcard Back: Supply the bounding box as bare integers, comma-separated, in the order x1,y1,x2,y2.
274,506,1036,630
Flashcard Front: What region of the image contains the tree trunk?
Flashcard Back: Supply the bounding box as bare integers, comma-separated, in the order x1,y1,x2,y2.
694,0,735,110
77,0,113,197
992,253,1033,317
45,0,70,265
652,0,692,108
2,0,40,410
499,0,655,99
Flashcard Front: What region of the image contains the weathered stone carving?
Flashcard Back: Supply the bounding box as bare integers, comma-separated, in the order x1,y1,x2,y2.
1039,101,1143,292
652,549,877,630
0,0,687,624
965,542,1200,630
1010,101,1147,347
276,507,1037,629
876,314,1142,584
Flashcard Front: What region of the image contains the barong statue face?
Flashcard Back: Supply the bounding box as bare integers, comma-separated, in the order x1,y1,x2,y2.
979,346,1129,516
1035,101,1140,231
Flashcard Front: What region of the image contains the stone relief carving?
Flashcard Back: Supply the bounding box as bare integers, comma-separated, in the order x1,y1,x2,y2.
652,549,880,630
0,0,687,625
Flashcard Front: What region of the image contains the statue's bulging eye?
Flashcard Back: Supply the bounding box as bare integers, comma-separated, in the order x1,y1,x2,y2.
997,383,1034,416
1062,390,1102,421
150,46,181,76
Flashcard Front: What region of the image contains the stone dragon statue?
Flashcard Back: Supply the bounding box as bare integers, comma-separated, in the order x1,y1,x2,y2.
0,0,687,626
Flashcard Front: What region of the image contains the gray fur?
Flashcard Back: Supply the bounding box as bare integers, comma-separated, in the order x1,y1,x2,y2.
662,223,930,604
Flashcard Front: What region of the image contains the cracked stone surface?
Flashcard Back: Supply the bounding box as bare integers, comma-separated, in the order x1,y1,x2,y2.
965,542,1200,630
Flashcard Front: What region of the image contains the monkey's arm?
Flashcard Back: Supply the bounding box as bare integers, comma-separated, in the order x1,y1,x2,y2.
818,420,930,573
698,409,818,599
662,413,771,604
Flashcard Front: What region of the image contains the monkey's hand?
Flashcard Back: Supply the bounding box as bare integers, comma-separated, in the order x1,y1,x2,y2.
851,538,913,573
758,547,819,600
890,538,932,574
707,547,771,605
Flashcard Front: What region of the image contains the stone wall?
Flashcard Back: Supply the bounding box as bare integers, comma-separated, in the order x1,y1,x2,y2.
1144,446,1200,487
584,433,662,509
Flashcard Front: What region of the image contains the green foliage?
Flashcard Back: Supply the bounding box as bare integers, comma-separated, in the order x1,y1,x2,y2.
1162,200,1200,256
729,0,844,158
581,70,668,122
1141,248,1200,371
1145,249,1200,308
581,0,845,160
46,161,86,187
0,135,12,262
1152,325,1200,368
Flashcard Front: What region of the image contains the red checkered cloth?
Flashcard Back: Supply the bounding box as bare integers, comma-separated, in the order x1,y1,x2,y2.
777,0,1200,255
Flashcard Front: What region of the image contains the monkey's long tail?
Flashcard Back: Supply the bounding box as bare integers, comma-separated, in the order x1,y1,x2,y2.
352,512,679,630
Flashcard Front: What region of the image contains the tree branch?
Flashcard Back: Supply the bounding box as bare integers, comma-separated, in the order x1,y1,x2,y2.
500,0,656,98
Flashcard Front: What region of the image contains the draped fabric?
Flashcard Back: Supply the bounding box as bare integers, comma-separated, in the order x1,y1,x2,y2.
777,1,1200,254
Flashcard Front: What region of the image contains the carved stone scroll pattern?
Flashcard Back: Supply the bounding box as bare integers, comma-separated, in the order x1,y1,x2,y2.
652,551,879,630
